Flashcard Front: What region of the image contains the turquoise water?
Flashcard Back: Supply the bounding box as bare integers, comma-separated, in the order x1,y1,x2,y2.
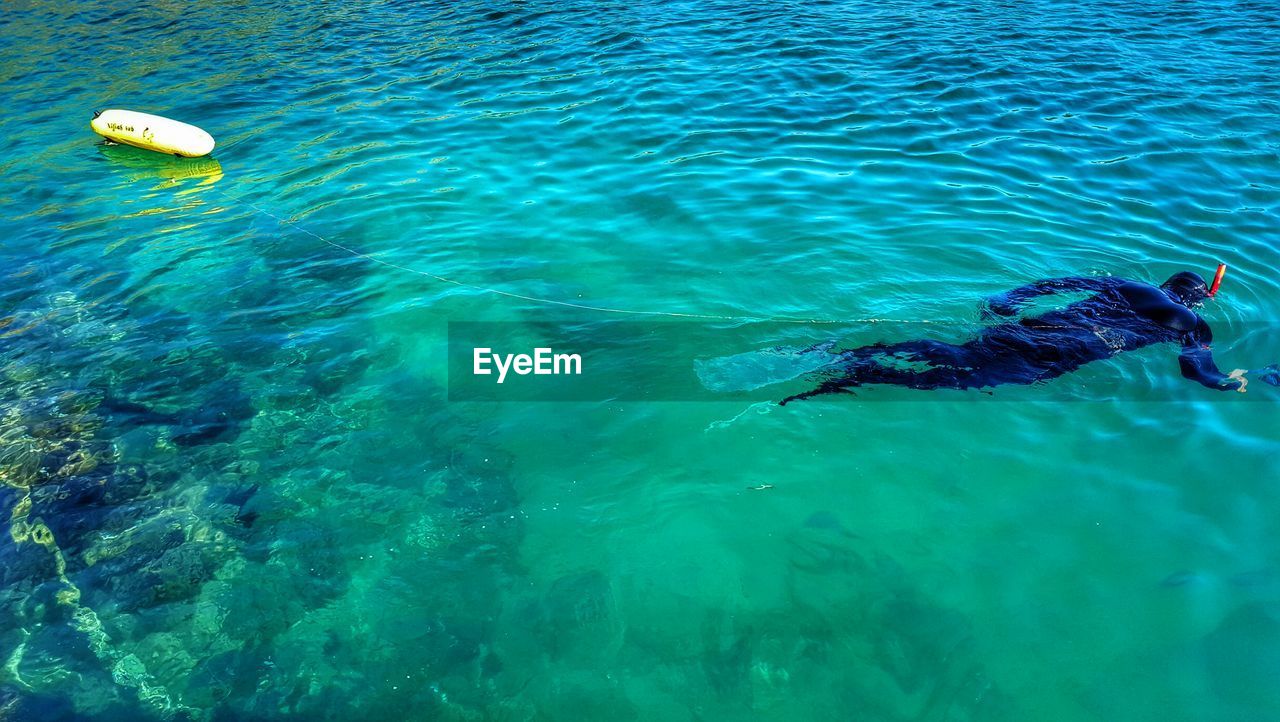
2,1,1280,719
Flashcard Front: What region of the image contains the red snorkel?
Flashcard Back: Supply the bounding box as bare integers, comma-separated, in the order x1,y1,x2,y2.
1208,263,1227,298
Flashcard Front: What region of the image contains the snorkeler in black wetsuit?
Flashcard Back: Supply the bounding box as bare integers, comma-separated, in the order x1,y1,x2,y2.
780,271,1251,404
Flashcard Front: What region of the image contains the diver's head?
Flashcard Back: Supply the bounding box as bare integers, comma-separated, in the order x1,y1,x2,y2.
1161,271,1210,307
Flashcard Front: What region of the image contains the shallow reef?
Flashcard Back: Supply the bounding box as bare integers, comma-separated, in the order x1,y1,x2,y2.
1,281,526,721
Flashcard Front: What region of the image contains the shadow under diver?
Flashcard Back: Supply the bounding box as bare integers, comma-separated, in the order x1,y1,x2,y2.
782,269,1276,404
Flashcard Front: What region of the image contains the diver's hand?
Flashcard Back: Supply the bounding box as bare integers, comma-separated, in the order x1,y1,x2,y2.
1256,364,1280,387
1226,368,1248,393
980,297,1017,320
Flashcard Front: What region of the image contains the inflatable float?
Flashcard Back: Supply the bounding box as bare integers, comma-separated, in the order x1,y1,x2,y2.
90,109,215,158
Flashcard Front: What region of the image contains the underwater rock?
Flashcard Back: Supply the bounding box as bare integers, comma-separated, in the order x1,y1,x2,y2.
439,447,520,518
786,511,874,615
301,341,375,398
211,573,308,644
0,392,111,493
99,382,257,449
183,647,260,711
47,496,237,640
540,570,621,663
533,671,640,722
1202,603,1280,715
0,686,80,722
0,538,60,603
142,542,234,607
783,511,1014,721
700,609,755,701
1,282,530,721
212,482,260,529
31,481,112,558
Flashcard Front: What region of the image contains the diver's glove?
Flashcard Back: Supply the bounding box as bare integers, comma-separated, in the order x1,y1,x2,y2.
1226,369,1248,393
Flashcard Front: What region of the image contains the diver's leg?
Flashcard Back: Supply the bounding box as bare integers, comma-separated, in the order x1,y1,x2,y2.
780,379,858,405
840,339,967,364
783,339,979,403
844,339,977,388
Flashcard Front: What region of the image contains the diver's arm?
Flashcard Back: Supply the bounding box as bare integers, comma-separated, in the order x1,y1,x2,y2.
984,277,1124,317
1178,318,1243,391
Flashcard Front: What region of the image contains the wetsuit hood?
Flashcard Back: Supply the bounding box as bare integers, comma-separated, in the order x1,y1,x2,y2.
1161,272,1210,307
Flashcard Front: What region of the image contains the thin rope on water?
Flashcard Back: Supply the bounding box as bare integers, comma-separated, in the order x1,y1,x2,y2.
201,186,1211,340
209,186,951,326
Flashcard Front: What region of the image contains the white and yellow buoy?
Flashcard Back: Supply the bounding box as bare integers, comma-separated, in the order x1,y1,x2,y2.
90,109,215,158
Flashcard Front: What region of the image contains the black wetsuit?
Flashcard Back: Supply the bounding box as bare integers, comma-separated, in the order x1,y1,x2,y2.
781,272,1241,404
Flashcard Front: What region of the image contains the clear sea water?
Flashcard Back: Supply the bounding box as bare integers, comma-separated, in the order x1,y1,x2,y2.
2,1,1279,720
